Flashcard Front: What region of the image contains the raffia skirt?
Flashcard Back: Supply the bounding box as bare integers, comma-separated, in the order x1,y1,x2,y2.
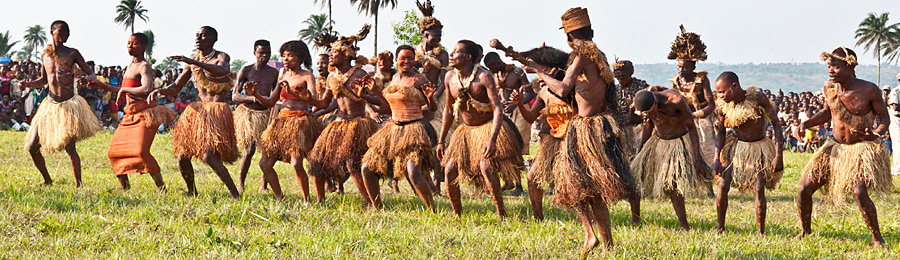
25,95,100,152
308,117,379,181
442,117,524,189
234,104,271,151
802,137,891,202
528,134,564,193
719,135,782,192
108,102,176,175
555,114,635,207
362,119,440,179
632,134,711,198
258,110,322,163
170,101,238,163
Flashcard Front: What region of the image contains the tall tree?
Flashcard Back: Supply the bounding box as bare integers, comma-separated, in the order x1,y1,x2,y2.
142,29,155,60
154,57,181,71
23,25,47,62
881,27,900,66
0,31,19,57
115,0,150,34
298,14,335,47
349,0,398,55
391,10,422,46
855,12,900,86
312,0,333,30
16,45,33,62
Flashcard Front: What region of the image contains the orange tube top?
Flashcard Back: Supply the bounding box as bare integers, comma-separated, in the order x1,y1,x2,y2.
540,103,576,139
384,84,425,122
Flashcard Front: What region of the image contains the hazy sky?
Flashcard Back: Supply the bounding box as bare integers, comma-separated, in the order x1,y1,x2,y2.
1,0,898,67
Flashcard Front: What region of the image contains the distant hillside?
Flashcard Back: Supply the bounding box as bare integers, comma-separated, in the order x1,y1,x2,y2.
632,63,900,93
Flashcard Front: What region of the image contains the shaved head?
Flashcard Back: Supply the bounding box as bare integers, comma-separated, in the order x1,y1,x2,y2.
716,71,739,85
633,90,656,112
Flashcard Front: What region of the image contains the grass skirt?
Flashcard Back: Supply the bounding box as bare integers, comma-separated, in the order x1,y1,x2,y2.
170,101,238,163
442,117,524,189
25,95,100,152
234,104,271,150
362,120,439,179
258,111,322,163
308,117,379,181
802,137,891,202
632,134,710,198
529,134,564,190
555,114,635,207
719,135,782,192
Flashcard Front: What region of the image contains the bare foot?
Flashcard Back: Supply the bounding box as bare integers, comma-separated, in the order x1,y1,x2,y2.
717,226,726,234
156,186,167,193
873,240,886,249
183,190,198,197
792,231,810,241
40,181,53,187
581,237,599,260
509,187,524,197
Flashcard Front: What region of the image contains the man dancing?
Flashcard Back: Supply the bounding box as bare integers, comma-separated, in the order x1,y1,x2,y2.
416,0,452,193
20,20,100,187
304,25,379,205
712,71,784,234
613,59,649,156
796,47,891,247
151,26,241,198
438,40,524,218
632,88,711,231
484,52,533,195
522,8,638,255
668,25,717,165
361,45,439,211
233,40,279,192
84,33,175,190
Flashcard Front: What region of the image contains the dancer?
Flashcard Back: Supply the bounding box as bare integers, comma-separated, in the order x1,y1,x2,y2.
361,45,439,211
233,39,279,192
151,26,241,198
668,25,717,165
20,20,99,187
795,47,891,247
84,33,175,190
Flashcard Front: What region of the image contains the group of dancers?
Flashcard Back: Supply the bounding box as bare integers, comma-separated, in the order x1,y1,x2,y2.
16,3,893,256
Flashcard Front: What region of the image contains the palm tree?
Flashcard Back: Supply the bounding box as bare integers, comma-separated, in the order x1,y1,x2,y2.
855,12,900,86
154,57,180,71
16,45,33,62
142,29,155,60
881,27,900,65
0,31,19,57
231,59,248,72
312,0,333,29
298,14,335,46
23,25,47,62
349,0,398,55
114,0,150,34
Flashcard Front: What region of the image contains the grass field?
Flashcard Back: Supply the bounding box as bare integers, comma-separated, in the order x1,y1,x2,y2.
1,130,900,259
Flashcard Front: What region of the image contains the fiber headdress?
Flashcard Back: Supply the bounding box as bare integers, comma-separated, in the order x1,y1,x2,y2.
560,7,591,33
667,25,707,62
613,59,634,77
521,44,569,73
820,46,858,67
417,0,442,32
369,50,393,66
330,24,372,65
314,30,338,57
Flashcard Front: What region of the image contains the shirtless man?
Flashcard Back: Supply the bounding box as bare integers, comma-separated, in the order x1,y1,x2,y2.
668,26,717,165
416,0,451,193
484,52,533,195
83,33,175,190
304,25,379,205
522,8,638,256
632,88,710,231
233,40,279,192
712,72,784,235
796,47,891,247
151,26,241,198
20,20,99,187
438,40,524,218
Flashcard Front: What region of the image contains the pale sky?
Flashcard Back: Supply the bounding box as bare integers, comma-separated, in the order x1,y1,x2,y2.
1,0,898,67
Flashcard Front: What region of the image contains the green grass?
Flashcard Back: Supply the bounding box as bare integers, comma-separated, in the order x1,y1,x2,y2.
1,131,899,259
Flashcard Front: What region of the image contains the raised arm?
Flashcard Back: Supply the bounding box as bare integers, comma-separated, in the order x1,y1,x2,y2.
800,105,831,130
20,64,48,89
524,55,584,97
512,87,545,123
170,52,230,78
155,66,193,96
231,66,256,103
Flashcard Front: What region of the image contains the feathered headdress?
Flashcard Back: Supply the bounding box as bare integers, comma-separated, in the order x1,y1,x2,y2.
417,0,442,32
820,46,858,67
330,24,371,64
612,58,634,77
667,25,707,62
314,30,338,56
